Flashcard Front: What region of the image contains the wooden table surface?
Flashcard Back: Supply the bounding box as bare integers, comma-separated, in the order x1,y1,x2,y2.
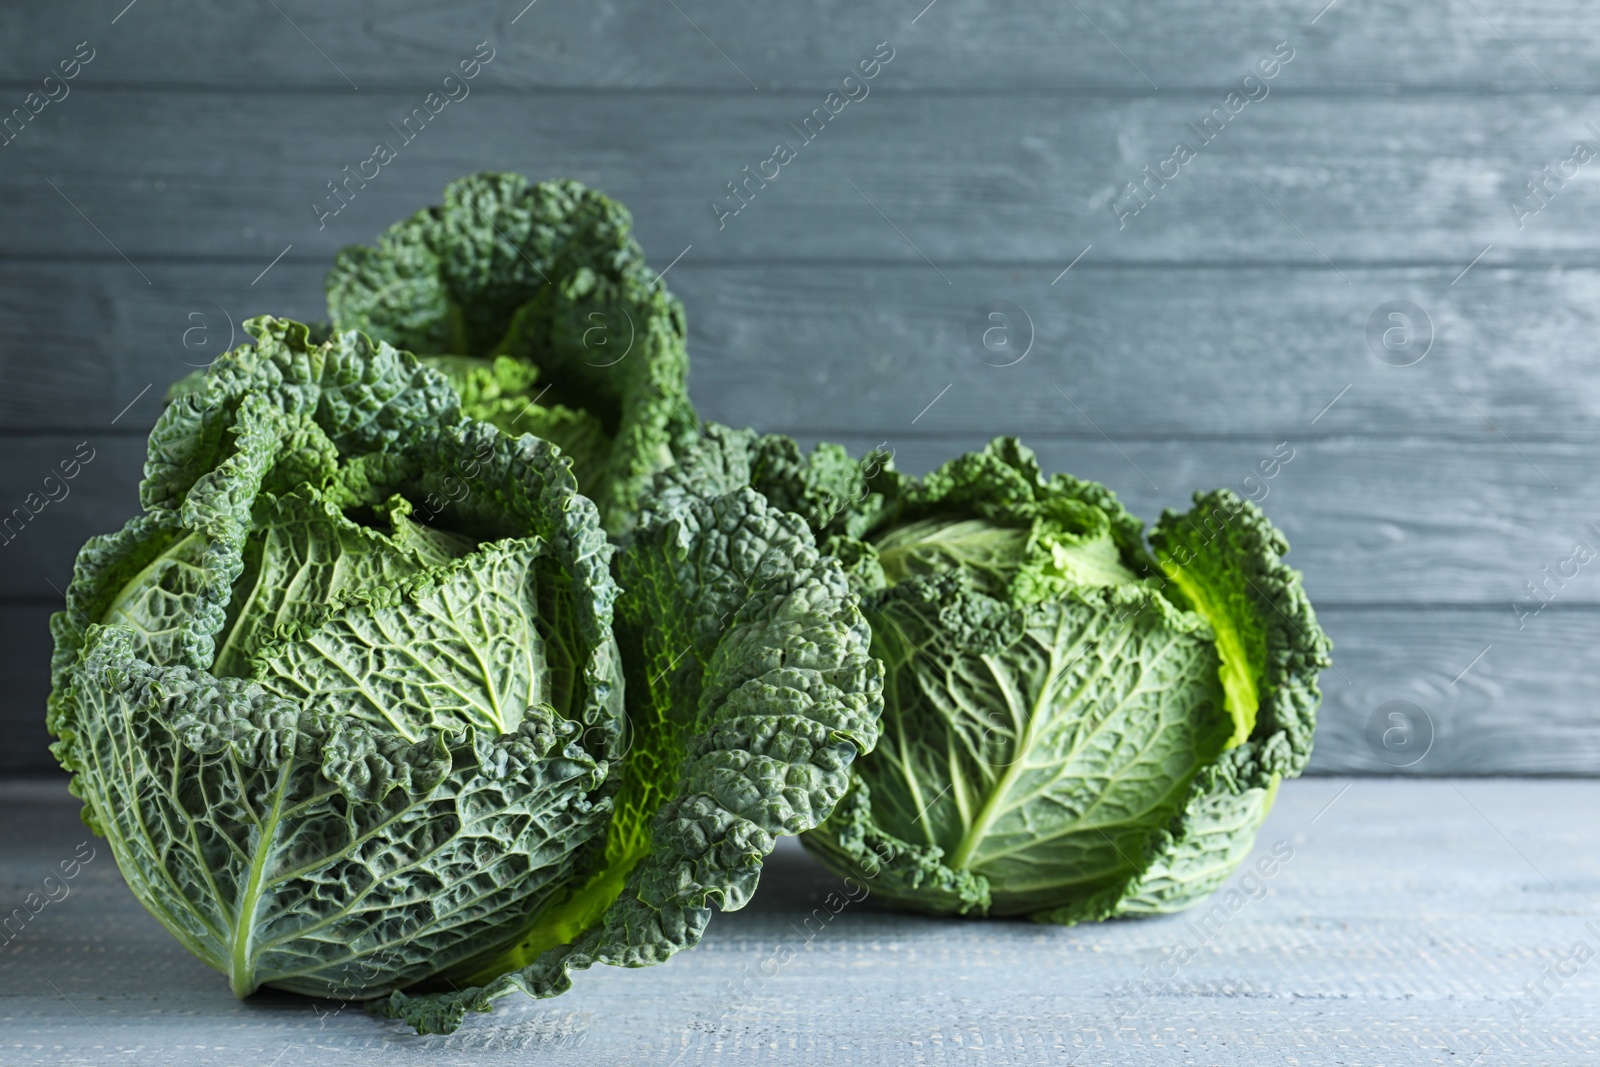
2,776,1595,1066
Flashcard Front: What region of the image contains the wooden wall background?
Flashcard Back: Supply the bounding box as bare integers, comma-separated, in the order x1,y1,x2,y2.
1,0,1597,775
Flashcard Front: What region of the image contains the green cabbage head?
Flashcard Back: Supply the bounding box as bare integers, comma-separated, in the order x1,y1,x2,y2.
47,320,881,1033
655,428,1331,922
325,172,695,536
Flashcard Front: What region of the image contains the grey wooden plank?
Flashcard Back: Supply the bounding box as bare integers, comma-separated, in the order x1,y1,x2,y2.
0,435,144,601
0,263,317,431
0,0,1590,91
4,260,1598,443
816,432,1595,608
2,777,1596,1064
4,601,1594,777
0,605,55,777
0,431,1590,608
1309,606,1600,775
693,265,1600,441
6,91,1600,264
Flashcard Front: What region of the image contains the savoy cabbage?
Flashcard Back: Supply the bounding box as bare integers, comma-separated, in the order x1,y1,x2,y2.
48,319,880,1033
652,426,1331,921
325,172,695,535
49,160,1335,1028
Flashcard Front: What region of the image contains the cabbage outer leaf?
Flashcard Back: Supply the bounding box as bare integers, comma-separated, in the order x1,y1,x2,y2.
1115,490,1331,914
380,488,882,1032
655,430,1330,922
325,173,696,534
821,572,1230,922
67,625,607,1000
48,317,625,1007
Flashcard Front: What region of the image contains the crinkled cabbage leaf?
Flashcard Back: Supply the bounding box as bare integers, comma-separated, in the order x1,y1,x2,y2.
325,172,695,534
48,320,880,1033
655,427,1331,920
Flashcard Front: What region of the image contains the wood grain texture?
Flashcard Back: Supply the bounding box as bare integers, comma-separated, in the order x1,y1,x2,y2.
7,426,1596,775
818,433,1596,611
4,92,1600,264
3,778,1596,1064
0,606,55,777
0,0,1589,91
1,0,1595,778
1,431,1591,608
5,260,1599,442
0,263,318,430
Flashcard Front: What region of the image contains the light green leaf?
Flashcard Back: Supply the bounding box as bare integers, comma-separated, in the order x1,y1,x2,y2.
67,625,608,1001
1118,767,1278,915
256,539,556,739
855,575,1231,919
1115,489,1331,914
773,438,1328,923
211,491,457,678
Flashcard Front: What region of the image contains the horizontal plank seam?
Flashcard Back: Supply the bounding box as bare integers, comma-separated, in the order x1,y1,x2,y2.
7,254,1600,273
0,82,1591,98
13,428,1600,447
8,428,1600,446
754,429,1600,445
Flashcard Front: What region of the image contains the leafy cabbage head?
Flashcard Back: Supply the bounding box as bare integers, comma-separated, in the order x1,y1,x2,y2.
47,320,881,1033
325,172,696,535
657,429,1331,921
